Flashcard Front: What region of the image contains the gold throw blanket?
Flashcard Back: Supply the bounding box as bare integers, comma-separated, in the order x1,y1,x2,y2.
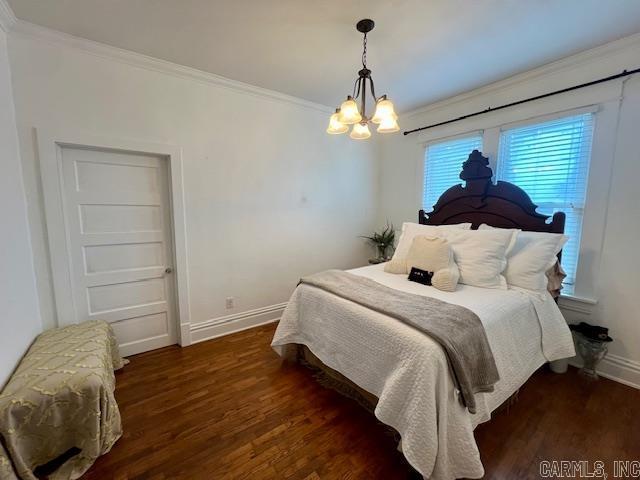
0,321,126,480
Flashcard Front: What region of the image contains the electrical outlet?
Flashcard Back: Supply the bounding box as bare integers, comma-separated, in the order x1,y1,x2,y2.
225,297,234,309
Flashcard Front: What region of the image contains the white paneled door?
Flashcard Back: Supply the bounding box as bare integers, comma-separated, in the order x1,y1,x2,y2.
60,146,178,356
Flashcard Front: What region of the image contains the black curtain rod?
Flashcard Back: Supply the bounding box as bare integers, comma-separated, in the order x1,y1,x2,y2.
403,67,640,136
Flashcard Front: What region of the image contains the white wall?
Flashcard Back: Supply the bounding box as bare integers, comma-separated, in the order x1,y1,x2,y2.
0,27,41,386
7,27,379,341
376,34,640,387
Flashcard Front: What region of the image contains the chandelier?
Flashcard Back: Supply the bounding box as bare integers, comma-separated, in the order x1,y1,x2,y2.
327,19,399,139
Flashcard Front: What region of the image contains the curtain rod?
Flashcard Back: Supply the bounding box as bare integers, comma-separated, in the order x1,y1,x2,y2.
403,67,640,136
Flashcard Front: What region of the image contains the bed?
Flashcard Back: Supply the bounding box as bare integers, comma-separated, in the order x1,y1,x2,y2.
271,150,576,479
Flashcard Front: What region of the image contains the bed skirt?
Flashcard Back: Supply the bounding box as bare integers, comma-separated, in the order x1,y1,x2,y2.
283,344,379,413
282,343,520,432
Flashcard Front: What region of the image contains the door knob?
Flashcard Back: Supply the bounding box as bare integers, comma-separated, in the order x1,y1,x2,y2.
165,267,173,274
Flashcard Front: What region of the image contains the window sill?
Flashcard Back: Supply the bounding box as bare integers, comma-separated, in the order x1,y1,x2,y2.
558,294,598,315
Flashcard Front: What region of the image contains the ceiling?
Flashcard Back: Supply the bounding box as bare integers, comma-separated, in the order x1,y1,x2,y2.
8,0,640,112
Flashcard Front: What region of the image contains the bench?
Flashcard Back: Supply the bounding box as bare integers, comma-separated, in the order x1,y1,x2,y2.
0,320,126,480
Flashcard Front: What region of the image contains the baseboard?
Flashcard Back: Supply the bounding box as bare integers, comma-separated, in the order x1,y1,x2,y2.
119,333,173,357
569,353,640,389
190,302,287,344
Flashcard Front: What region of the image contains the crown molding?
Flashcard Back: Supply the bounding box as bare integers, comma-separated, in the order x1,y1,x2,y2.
406,31,640,119
10,20,334,114
0,0,17,33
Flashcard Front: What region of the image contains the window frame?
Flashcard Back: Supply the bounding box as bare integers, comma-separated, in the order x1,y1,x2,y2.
417,103,610,301
495,111,596,293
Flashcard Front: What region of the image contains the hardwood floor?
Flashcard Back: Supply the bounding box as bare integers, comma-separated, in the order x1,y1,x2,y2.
83,323,640,479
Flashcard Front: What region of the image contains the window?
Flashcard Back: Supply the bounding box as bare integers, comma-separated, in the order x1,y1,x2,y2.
423,135,482,211
497,113,594,291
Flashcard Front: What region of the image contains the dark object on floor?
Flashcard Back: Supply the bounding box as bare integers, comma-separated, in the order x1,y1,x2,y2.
574,332,610,380
571,322,612,380
569,321,613,342
33,447,81,477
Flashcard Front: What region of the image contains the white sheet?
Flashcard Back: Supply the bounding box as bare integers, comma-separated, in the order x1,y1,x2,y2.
271,263,575,479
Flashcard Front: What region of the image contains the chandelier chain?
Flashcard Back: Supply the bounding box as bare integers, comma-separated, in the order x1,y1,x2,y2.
362,33,367,68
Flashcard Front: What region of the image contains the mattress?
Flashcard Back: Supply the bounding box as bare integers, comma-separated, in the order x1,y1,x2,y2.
271,264,575,479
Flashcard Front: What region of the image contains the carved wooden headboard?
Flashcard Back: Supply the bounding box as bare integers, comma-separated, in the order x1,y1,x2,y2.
419,150,565,234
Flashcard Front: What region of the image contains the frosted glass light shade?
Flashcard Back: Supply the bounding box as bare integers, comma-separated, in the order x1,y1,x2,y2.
371,97,398,124
326,112,348,134
350,122,371,140
377,116,400,133
338,97,362,124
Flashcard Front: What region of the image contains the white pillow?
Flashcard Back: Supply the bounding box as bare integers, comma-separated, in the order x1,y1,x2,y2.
440,228,517,289
479,224,568,292
389,222,471,265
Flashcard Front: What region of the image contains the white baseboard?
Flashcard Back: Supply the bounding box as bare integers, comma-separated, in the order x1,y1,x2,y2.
179,323,192,347
190,302,287,344
569,353,640,389
119,334,173,357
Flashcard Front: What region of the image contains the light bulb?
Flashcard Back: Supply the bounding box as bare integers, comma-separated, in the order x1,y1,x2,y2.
338,96,362,125
371,97,398,124
350,122,371,140
377,116,400,133
326,111,348,134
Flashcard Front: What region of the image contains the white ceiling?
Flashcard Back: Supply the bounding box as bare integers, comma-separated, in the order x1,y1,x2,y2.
8,0,640,112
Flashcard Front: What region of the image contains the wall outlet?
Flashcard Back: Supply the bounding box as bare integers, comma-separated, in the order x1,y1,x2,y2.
225,297,234,309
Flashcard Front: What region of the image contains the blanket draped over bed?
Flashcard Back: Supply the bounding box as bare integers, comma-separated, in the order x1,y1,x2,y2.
299,270,499,414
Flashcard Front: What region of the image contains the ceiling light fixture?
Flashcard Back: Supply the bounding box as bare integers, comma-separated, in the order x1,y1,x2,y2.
327,19,399,139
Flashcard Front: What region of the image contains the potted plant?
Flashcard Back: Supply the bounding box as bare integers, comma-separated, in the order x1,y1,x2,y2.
361,222,395,262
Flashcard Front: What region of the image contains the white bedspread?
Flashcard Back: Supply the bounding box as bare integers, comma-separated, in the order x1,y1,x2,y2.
271,264,575,479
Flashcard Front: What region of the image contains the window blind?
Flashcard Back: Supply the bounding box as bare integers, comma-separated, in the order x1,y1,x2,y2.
497,113,594,291
423,135,482,212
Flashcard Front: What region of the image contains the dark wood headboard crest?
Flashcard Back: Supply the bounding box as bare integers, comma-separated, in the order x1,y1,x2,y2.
419,150,565,234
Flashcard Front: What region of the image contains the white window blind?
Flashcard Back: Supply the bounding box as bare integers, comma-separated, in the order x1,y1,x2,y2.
497,113,594,291
423,135,482,212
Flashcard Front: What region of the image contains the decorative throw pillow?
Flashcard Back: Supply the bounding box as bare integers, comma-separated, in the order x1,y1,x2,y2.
479,225,568,292
385,222,471,274
384,258,411,274
546,261,567,298
405,236,459,291
439,228,517,289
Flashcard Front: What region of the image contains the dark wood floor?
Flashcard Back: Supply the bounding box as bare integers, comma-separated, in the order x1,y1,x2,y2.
83,323,640,480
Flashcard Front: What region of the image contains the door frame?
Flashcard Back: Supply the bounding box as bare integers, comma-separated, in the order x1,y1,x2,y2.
36,128,192,347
